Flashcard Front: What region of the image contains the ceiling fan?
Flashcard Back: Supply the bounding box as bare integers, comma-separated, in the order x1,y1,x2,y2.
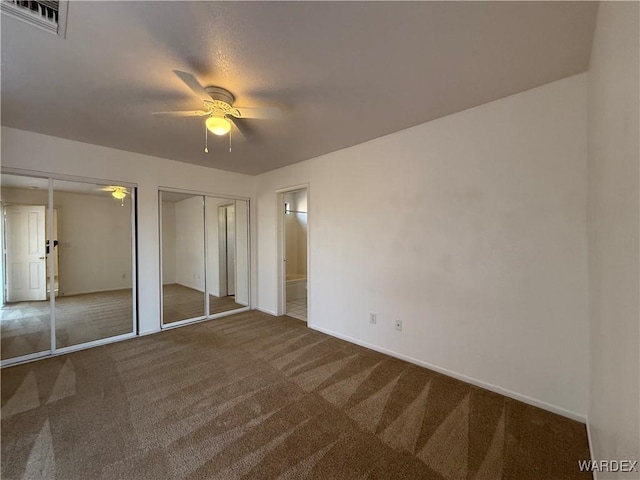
98,186,130,206
153,70,283,153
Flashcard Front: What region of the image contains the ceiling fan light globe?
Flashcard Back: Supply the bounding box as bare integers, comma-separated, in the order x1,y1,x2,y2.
206,116,231,136
111,187,127,200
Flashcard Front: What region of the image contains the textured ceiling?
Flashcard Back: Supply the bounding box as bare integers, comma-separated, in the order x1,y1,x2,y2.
1,2,598,175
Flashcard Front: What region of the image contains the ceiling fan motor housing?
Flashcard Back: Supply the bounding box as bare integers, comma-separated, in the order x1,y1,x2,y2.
205,86,234,106
204,86,240,118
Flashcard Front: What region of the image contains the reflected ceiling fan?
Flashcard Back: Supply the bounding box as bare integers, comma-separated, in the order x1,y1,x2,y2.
98,186,130,206
153,70,283,153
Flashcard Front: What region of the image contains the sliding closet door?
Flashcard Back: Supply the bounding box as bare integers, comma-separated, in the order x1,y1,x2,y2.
0,174,52,361
160,191,250,327
52,179,135,349
205,196,248,315
161,192,206,325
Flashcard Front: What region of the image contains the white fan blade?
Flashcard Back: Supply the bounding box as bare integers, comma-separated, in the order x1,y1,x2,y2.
229,106,282,120
229,118,247,142
173,70,211,102
152,110,209,117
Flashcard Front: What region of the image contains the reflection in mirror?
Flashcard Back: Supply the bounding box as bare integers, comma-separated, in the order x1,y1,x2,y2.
0,174,52,360
160,191,250,326
205,197,249,314
234,199,250,307
52,179,134,348
161,192,206,324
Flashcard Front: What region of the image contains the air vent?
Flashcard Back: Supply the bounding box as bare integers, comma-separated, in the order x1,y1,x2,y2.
1,0,68,37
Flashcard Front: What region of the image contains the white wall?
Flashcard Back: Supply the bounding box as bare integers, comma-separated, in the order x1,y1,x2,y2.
2,187,132,295
257,74,589,418
1,126,255,335
587,2,640,476
175,196,205,291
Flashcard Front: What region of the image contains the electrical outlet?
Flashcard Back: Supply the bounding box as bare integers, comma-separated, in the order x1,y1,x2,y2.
395,320,402,332
369,313,377,324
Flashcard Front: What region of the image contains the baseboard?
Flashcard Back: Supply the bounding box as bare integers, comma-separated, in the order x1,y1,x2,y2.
60,286,132,296
174,282,205,294
256,306,278,316
308,324,586,423
586,418,598,479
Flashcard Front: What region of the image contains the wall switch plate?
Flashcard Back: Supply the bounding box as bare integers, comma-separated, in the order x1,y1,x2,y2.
370,313,377,324
395,320,402,331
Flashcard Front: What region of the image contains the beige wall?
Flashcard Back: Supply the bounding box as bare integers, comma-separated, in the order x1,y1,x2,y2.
587,2,640,477
257,74,589,419
175,196,205,292
2,187,132,295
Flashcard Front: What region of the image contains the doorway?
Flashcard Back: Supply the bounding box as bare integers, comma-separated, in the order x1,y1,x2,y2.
280,188,308,321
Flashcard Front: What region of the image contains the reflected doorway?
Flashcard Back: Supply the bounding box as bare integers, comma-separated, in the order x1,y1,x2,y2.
282,188,308,322
4,204,47,302
4,205,59,304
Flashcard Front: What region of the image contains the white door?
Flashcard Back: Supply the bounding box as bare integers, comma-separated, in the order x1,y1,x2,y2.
226,205,236,296
5,205,47,302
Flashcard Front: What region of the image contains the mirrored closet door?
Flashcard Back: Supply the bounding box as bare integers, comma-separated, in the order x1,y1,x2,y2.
161,192,206,324
0,172,137,365
160,191,249,327
0,174,52,361
52,179,135,349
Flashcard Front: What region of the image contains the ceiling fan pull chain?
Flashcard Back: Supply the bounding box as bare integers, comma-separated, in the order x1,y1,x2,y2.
229,127,232,153
204,123,209,154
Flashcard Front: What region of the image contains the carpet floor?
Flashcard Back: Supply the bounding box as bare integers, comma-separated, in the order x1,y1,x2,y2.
1,311,591,479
